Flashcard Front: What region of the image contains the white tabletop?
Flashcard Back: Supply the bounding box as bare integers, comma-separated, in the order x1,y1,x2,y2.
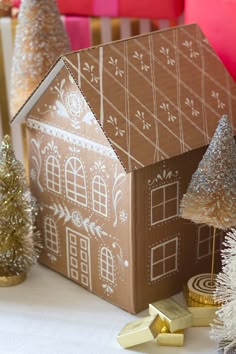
0,264,218,354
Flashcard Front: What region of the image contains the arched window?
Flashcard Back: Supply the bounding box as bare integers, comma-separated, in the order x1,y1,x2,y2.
100,247,114,283
65,157,87,206
46,155,61,193
92,176,107,216
44,217,59,254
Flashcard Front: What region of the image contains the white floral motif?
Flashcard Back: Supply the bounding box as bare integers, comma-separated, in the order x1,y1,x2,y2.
107,116,125,137
49,203,107,238
202,37,209,45
135,110,151,130
160,47,176,66
160,102,176,122
30,168,37,182
133,51,150,71
71,211,83,227
42,140,61,157
119,210,128,224
64,91,86,129
31,138,44,192
112,166,126,227
65,91,86,117
102,283,113,295
185,98,200,116
83,62,99,83
55,100,69,118
148,167,179,186
211,91,226,109
108,57,124,77
112,242,129,279
182,40,199,58
47,253,57,263
90,160,109,178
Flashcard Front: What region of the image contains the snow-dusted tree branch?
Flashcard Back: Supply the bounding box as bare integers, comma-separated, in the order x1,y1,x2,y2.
210,228,236,353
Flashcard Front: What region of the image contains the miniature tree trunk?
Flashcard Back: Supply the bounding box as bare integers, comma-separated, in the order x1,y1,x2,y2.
10,0,71,116
0,135,40,279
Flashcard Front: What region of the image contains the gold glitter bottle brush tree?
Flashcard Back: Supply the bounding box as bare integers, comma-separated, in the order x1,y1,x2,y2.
180,114,236,305
0,135,41,286
10,0,71,117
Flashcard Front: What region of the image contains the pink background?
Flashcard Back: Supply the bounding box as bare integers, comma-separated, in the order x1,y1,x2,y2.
185,0,236,81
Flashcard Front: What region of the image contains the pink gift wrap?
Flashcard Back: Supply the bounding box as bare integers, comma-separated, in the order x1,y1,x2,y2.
57,0,184,19
185,0,236,81
63,16,183,51
16,0,184,19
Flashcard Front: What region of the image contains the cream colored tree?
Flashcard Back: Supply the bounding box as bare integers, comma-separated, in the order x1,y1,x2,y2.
211,229,236,353
10,0,71,116
181,115,236,230
180,115,236,302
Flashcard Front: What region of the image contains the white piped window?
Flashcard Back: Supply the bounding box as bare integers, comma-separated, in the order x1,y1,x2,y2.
46,155,61,193
92,176,108,216
65,157,87,206
100,247,114,283
44,217,59,254
151,237,178,281
197,225,224,259
151,181,179,225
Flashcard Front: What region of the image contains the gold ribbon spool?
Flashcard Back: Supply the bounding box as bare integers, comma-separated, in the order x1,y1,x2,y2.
187,273,218,306
0,272,26,287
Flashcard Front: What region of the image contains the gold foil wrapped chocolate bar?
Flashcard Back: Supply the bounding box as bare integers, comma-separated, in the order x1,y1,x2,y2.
156,326,184,347
188,306,218,327
149,298,193,332
116,315,163,348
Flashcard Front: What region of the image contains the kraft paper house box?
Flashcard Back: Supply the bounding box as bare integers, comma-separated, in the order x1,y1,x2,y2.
0,16,180,163
12,23,236,313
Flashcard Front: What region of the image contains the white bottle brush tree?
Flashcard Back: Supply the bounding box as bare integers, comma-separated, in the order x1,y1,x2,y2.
211,229,236,353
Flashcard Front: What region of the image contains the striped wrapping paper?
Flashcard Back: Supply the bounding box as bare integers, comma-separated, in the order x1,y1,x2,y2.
0,15,184,163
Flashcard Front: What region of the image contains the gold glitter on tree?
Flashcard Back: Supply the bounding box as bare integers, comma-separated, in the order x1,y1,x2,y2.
10,0,71,117
0,135,41,279
180,115,236,230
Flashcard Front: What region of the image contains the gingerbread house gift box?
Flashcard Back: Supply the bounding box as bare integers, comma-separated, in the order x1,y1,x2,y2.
12,24,236,313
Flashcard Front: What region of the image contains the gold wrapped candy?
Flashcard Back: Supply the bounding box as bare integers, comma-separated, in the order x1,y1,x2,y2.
149,297,193,332
156,325,184,347
116,315,163,348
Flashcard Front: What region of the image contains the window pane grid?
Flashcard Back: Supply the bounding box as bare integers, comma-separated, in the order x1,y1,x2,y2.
151,182,179,225
151,238,178,281
92,176,107,216
65,157,87,206
152,253,175,267
152,196,178,208
46,155,61,193
100,247,114,283
44,217,59,254
197,226,223,259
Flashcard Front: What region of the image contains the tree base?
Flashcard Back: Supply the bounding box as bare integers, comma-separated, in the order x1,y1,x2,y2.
187,273,218,305
0,272,26,287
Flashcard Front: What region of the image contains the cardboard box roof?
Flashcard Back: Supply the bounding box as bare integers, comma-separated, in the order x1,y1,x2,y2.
12,23,236,173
